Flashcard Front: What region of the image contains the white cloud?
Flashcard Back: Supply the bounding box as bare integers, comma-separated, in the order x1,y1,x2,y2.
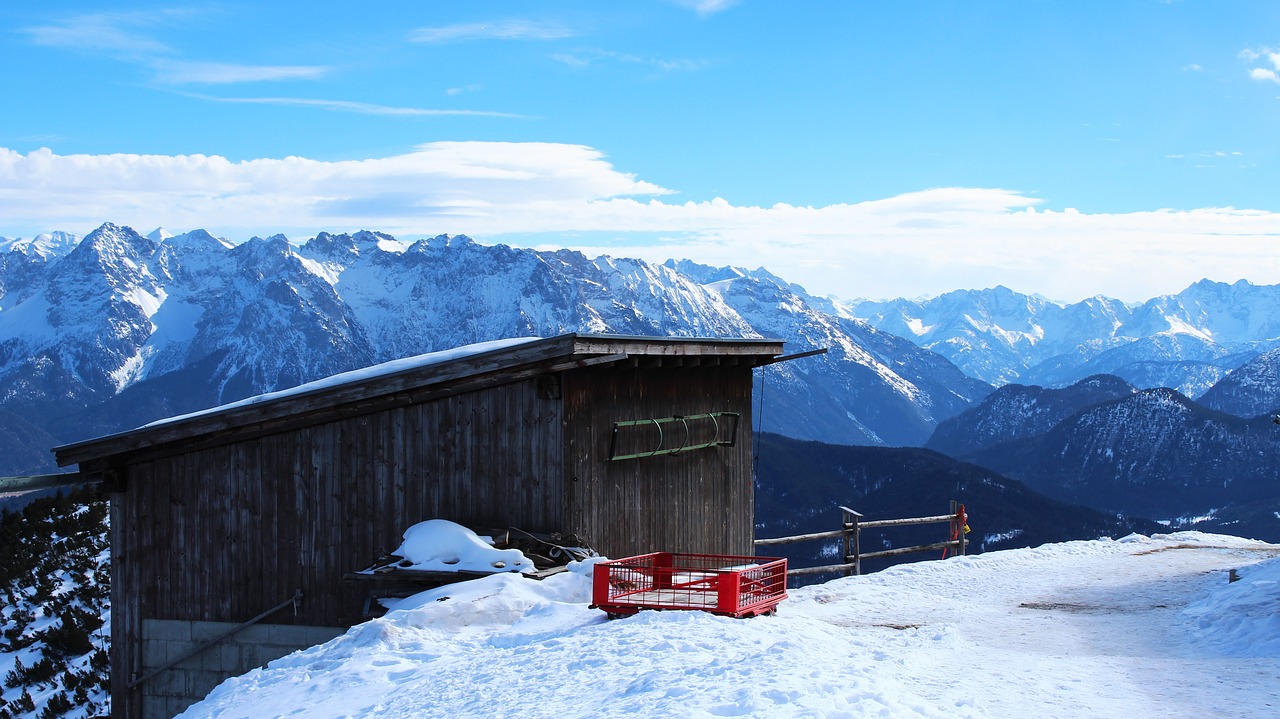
551,49,708,72
4,143,1280,303
181,94,528,118
409,20,573,43
550,53,593,69
0,142,667,235
153,61,329,84
1243,47,1280,83
1250,67,1280,83
671,0,740,16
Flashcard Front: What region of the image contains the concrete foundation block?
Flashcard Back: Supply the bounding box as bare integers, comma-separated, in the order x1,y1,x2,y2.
146,668,187,698
186,670,226,701
142,619,192,643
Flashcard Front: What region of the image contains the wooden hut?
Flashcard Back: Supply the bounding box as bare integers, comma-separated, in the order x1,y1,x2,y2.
53,333,791,719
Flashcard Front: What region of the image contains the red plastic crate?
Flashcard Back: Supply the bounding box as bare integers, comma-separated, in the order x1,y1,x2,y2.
591,552,788,618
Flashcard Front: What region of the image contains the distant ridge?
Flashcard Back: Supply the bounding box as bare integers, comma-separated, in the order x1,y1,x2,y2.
849,280,1280,393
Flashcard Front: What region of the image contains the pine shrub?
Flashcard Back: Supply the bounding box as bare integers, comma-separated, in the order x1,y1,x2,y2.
36,691,72,719
0,485,111,718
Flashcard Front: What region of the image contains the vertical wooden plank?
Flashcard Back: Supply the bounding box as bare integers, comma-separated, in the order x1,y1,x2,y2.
229,442,245,619
219,444,236,621
297,423,318,624
275,430,291,616
388,406,406,554
168,454,184,620
353,413,375,617
110,481,136,719
404,404,423,529
250,438,267,619
325,421,342,624
373,410,390,557
422,399,438,522
294,424,316,623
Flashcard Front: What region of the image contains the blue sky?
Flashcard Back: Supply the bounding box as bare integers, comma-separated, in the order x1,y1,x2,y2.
3,1,1280,301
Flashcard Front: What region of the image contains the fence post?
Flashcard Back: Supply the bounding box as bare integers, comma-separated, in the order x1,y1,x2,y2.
842,509,852,578
854,514,862,575
947,500,968,558
839,504,860,575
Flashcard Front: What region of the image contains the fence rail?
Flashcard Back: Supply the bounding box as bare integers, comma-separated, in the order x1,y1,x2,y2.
754,501,968,577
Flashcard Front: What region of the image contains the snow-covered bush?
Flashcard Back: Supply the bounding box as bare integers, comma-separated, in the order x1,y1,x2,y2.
0,486,109,719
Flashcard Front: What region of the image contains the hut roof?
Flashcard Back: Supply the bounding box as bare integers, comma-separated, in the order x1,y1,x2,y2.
54,333,787,469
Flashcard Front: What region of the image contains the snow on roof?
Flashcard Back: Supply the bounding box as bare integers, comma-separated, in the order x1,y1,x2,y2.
144,337,541,429
179,531,1280,719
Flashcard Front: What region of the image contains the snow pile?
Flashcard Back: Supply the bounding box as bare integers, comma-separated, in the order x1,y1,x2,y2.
1182,554,1280,657
388,520,535,575
179,532,1280,719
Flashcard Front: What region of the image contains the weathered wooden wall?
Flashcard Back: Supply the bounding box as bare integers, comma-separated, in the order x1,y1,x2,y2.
110,378,563,719
562,364,755,558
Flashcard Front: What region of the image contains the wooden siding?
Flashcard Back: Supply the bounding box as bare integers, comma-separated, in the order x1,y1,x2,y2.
110,378,563,719
562,364,755,558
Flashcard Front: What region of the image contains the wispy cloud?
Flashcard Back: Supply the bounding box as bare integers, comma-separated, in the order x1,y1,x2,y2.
24,10,327,86
154,61,330,85
4,144,1280,303
670,0,740,17
183,94,531,118
23,11,176,57
552,49,709,72
409,20,574,43
1166,150,1249,172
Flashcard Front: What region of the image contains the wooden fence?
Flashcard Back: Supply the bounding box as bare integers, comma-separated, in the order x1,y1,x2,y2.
754,501,968,577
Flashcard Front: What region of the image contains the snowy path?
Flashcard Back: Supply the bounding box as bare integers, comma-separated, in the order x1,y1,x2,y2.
808,537,1280,719
182,533,1280,719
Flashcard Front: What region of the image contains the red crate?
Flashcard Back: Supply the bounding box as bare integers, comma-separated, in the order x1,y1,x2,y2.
591,552,788,618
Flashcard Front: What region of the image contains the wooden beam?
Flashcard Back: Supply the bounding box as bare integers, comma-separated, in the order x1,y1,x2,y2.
0,473,90,493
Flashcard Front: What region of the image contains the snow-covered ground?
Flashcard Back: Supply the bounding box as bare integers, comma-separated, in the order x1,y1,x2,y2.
180,532,1280,719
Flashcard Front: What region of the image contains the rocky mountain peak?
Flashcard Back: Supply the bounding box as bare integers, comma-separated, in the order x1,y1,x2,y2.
1197,346,1280,418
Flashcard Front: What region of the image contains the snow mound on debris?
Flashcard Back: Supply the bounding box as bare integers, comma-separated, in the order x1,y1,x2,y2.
391,519,535,575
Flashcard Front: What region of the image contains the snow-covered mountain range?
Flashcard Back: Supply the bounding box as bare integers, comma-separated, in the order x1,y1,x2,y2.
0,223,989,474
7,222,1280,497
848,281,1280,394
935,375,1280,540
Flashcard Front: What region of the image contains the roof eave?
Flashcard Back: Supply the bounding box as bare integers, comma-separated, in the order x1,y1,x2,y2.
54,333,787,468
